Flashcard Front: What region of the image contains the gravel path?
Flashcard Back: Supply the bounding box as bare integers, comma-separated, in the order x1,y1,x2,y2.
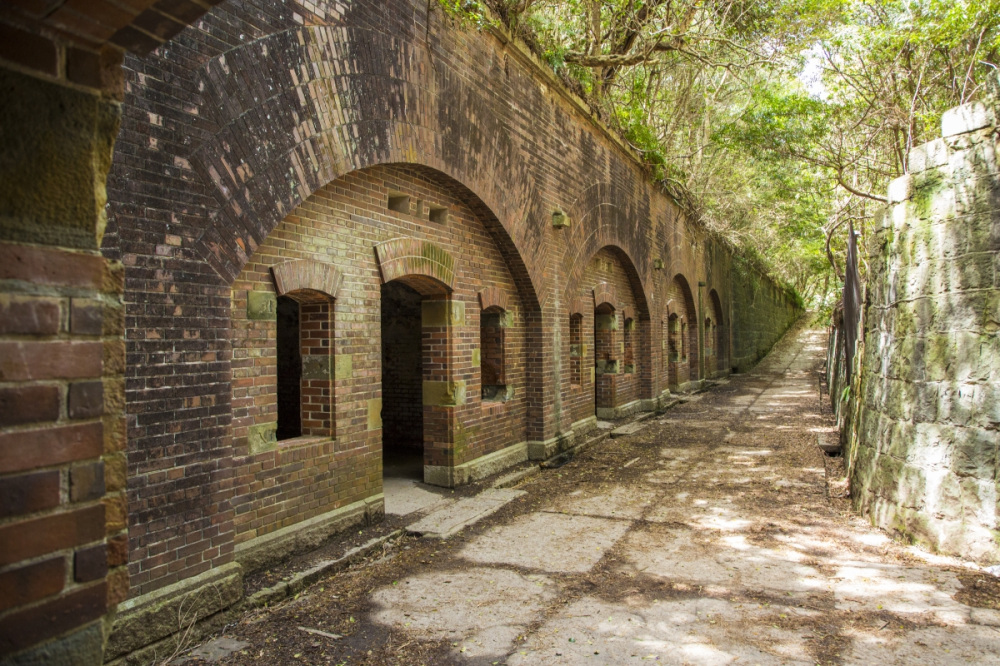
176,321,1000,666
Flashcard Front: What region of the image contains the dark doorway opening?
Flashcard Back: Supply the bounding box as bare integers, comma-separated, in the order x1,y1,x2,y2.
381,281,424,480
276,295,301,440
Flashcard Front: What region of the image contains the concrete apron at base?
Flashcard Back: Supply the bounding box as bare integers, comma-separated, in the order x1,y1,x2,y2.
426,402,655,488
596,398,644,420
104,495,383,664
424,442,529,487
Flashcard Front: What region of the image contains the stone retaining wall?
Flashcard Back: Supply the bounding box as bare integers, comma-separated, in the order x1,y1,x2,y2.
848,77,1000,562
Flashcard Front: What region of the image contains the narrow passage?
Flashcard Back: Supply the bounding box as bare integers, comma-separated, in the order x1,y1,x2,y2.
188,321,1000,665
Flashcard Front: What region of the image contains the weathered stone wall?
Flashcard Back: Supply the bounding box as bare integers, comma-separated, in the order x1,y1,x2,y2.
730,255,802,372
848,81,1000,562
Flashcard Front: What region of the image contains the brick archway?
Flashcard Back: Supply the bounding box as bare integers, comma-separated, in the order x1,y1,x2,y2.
666,273,699,389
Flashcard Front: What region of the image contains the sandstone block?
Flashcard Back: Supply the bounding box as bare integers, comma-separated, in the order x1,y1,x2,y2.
942,102,996,137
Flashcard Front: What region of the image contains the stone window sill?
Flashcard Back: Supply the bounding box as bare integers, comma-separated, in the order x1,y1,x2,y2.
276,434,333,450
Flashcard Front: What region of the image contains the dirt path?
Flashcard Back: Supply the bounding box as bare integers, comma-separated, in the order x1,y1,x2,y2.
177,322,1000,665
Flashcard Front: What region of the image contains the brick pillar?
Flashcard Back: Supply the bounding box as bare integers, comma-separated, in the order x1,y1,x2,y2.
421,297,462,470
299,300,335,437
0,15,128,663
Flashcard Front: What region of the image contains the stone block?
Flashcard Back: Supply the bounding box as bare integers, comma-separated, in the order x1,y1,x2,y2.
367,398,381,430
889,201,915,229
302,354,331,380
941,102,995,137
106,563,242,660
0,69,120,250
248,423,277,454
949,141,998,178
908,138,950,173
952,428,998,477
887,174,913,203
335,353,353,380
4,621,104,666
247,290,276,320
421,300,465,327
422,380,466,406
231,497,376,575
594,313,617,330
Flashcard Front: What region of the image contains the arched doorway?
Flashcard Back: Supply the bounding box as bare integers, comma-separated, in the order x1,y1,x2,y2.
380,279,441,479
594,300,618,416
666,274,699,390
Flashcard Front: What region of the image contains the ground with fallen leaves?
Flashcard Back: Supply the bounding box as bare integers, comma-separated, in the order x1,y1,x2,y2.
173,322,1000,665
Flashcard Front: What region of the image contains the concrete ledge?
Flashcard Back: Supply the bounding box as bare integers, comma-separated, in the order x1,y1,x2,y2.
570,415,598,436
675,380,705,394
527,432,573,460
596,398,642,420
234,494,383,574
424,441,528,487
106,562,243,660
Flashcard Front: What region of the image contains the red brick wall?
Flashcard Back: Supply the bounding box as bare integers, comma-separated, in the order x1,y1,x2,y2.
564,248,642,423
99,0,802,607
0,0,207,654
227,164,528,544
0,245,128,656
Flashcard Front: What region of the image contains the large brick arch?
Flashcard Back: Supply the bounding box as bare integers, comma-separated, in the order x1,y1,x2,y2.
185,26,544,309
561,182,654,319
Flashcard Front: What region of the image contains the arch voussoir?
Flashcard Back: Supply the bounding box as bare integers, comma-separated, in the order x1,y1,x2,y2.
271,259,343,299
375,238,457,292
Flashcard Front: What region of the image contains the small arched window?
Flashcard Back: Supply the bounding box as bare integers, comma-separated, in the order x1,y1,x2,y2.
481,306,507,401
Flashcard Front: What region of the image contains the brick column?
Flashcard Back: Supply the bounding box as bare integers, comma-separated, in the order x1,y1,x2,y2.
421,296,462,472
0,7,135,661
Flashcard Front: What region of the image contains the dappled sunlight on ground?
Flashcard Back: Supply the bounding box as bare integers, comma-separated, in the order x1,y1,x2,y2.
194,323,1000,665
